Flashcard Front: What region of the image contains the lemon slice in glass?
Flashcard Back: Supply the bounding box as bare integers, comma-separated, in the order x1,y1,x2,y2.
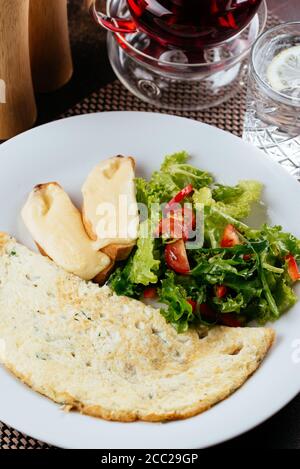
267,45,300,94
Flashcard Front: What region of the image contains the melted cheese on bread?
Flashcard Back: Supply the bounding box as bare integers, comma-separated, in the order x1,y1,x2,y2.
21,183,111,280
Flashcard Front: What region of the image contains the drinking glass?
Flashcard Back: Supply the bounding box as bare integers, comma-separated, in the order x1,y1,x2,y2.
243,22,300,178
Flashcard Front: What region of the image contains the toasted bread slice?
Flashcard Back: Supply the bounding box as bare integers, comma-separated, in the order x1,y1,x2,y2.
101,243,134,262
82,156,138,261
21,182,111,281
0,233,275,422
93,258,115,285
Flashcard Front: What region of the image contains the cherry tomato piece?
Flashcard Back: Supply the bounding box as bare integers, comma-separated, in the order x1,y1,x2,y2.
143,287,157,299
164,184,194,214
220,313,242,327
220,224,240,248
187,299,197,311
215,285,228,298
286,254,300,282
165,239,190,274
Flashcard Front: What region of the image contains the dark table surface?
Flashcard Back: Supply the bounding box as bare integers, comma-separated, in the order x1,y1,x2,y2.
3,0,300,450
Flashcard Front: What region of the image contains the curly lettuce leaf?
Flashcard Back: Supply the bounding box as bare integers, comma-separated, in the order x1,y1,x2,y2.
213,180,263,220
109,220,160,292
160,151,214,190
193,187,214,206
158,271,195,333
274,279,297,314
129,220,160,285
135,151,214,221
194,181,262,220
212,184,244,202
148,171,180,203
135,177,150,207
213,292,245,313
193,182,262,248
160,151,189,169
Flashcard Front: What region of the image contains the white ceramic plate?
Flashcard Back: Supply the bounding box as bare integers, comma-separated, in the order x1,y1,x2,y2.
0,112,300,449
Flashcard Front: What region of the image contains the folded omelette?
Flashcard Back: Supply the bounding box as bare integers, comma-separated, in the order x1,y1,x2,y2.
0,233,274,421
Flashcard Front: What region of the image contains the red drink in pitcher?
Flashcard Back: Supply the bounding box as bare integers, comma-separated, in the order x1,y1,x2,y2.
127,0,263,48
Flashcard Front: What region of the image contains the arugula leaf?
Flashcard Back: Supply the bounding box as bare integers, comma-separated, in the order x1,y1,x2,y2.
158,271,195,333
108,258,142,298
192,258,248,283
253,224,300,258
243,297,270,323
225,277,262,303
175,274,207,303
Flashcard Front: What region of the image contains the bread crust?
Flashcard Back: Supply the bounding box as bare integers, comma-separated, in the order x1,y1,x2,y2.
101,243,135,262
34,181,61,192
82,203,135,262
93,259,115,285
35,241,49,258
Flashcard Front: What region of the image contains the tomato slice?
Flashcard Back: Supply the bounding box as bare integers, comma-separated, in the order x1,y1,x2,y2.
165,239,190,274
199,304,217,323
219,313,242,327
158,207,195,241
220,224,240,248
187,299,197,311
157,215,183,240
286,254,300,282
143,287,157,299
175,207,195,241
215,285,227,298
199,305,242,327
243,254,252,261
164,184,194,214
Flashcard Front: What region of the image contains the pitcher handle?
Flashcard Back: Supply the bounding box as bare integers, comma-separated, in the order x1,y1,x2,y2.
90,1,137,34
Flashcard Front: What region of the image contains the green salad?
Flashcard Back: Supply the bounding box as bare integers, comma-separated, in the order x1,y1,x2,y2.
109,151,300,332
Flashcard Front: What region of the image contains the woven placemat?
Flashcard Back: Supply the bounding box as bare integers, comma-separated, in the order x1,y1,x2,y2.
61,15,278,137
62,79,245,136
0,13,279,451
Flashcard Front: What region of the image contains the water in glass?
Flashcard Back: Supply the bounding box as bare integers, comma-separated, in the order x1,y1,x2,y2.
243,23,300,178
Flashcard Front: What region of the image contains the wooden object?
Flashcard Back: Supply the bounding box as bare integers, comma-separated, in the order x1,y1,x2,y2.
29,0,73,93
0,0,37,140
